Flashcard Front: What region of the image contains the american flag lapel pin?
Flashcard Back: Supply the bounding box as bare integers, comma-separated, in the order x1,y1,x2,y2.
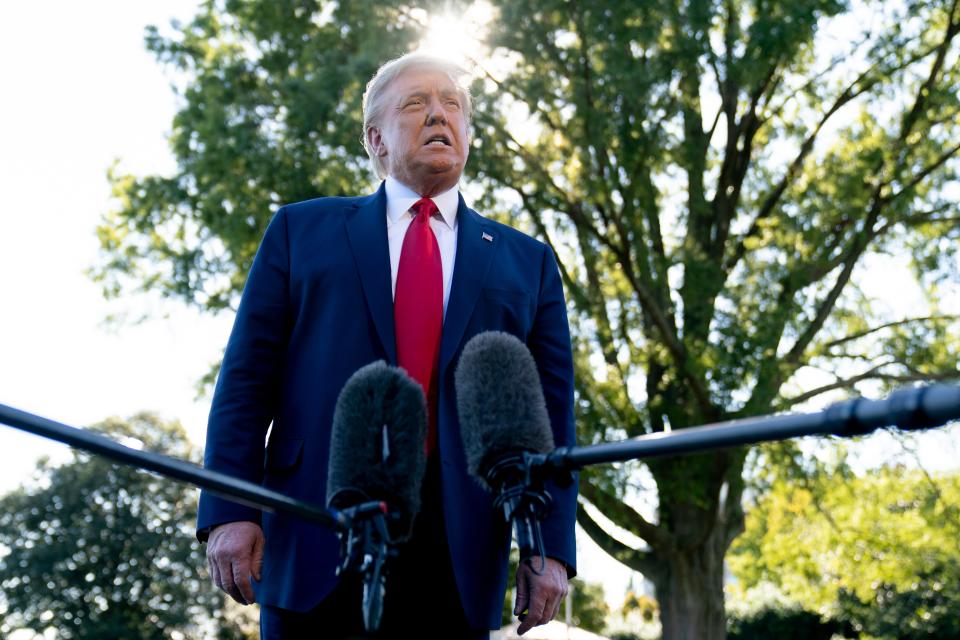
482,232,493,242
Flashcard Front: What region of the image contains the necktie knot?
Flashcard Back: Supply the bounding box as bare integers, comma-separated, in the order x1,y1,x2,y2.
411,197,439,222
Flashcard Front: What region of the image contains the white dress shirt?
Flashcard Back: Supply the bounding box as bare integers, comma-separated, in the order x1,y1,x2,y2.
385,176,459,314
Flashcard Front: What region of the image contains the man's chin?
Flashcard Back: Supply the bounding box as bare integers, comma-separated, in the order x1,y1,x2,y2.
394,158,465,192
417,161,463,181
430,164,461,177
419,154,459,170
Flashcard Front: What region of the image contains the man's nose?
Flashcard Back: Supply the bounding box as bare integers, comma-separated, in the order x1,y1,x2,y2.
424,97,448,126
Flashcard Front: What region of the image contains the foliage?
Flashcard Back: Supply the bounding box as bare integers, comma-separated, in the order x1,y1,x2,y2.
606,590,663,640
93,0,960,637
836,561,960,640
729,463,960,639
569,578,610,632
621,590,659,623
91,0,423,312
0,414,251,640
726,606,845,640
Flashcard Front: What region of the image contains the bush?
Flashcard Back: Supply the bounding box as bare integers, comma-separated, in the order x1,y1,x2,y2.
727,606,846,640
836,559,960,640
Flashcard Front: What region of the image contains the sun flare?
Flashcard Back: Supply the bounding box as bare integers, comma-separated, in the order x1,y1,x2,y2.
414,2,496,69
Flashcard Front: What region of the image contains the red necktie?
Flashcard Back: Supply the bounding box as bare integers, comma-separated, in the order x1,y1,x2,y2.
395,198,443,455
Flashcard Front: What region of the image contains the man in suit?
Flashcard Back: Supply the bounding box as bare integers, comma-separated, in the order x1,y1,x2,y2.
197,52,578,638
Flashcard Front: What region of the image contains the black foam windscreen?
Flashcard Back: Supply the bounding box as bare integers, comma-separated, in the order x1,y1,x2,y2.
455,331,554,489
326,361,427,536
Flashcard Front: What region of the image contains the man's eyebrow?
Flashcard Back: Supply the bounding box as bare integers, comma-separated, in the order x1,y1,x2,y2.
398,87,460,100
400,90,429,102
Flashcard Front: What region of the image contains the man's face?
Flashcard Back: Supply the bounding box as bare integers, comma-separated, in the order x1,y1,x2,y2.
368,67,469,196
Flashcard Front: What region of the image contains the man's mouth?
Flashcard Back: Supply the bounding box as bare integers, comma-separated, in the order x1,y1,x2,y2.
424,135,451,146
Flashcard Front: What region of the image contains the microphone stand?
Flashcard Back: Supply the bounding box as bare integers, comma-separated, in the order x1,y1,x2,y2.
0,402,395,632
492,383,960,564
334,501,396,631
535,383,960,476
485,453,553,566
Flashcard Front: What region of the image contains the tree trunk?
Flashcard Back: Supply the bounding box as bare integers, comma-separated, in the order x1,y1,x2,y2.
654,523,729,640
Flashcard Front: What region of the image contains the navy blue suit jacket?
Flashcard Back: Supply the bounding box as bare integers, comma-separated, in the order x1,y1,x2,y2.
197,184,578,629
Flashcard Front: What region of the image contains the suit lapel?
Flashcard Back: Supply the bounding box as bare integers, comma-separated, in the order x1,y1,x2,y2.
440,196,497,376
344,184,398,364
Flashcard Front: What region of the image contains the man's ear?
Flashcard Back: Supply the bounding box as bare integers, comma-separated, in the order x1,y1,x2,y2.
367,126,388,157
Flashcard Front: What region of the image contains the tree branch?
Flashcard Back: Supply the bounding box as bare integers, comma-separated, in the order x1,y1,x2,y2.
571,2,623,212
783,221,879,367
886,0,960,170
780,362,960,409
580,478,674,552
713,64,778,260
783,2,960,370
514,187,590,310
819,315,960,351
468,57,567,138
883,139,960,204
576,506,662,579
874,204,956,233
514,162,710,412
482,115,581,214
894,432,960,536
724,41,940,274
778,361,896,408
760,27,886,124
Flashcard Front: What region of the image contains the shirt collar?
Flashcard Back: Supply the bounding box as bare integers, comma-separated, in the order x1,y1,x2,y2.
385,176,459,229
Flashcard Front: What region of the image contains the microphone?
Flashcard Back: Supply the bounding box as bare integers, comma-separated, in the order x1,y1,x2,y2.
455,331,555,562
326,360,427,631
327,359,427,535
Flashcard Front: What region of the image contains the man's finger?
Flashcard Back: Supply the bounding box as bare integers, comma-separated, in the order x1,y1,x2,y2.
251,530,265,582
550,587,566,622
517,589,548,635
546,582,566,623
546,590,562,624
207,555,222,591
216,556,247,604
514,567,529,616
234,558,256,604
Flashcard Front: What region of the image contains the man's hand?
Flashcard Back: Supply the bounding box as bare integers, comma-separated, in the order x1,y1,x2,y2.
513,556,569,635
206,521,265,605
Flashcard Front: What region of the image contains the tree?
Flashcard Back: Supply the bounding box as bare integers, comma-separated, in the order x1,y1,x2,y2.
0,414,251,639
728,459,960,639
93,1,960,637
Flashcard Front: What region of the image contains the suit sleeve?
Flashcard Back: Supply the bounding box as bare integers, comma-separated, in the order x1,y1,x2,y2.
196,208,291,539
528,244,579,577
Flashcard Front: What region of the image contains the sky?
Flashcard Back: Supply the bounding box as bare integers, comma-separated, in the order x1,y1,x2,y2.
0,0,958,617
0,1,231,473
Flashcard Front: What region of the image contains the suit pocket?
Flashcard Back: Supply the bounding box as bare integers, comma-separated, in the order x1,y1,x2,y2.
263,437,304,474
478,288,532,336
